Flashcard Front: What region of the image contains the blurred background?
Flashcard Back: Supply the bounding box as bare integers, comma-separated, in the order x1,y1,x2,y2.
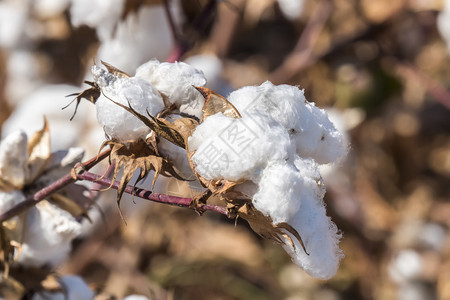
0,0,450,299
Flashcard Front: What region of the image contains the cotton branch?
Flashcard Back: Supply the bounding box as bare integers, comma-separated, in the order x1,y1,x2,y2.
76,171,227,215
0,149,110,222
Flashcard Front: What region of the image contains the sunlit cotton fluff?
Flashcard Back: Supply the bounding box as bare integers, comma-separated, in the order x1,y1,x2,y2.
188,112,293,181
280,157,342,279
135,59,207,118
92,65,165,142
227,81,348,164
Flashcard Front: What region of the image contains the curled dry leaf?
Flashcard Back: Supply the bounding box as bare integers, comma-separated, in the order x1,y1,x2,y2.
104,96,189,149
100,60,130,78
236,203,309,255
25,118,51,185
99,139,187,221
194,86,241,121
64,81,101,121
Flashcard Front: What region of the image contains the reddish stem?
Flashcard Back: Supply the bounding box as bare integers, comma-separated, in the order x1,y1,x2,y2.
77,171,227,215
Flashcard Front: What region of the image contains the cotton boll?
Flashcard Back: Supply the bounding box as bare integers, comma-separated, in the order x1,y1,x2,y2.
228,81,347,164
123,296,150,300
281,157,342,280
18,200,81,267
388,249,423,284
96,5,179,72
135,59,207,108
0,0,29,49
438,0,450,52
188,112,293,181
277,0,305,21
5,50,43,106
92,66,165,142
32,275,94,300
252,160,306,224
0,130,28,188
33,0,70,18
70,0,124,41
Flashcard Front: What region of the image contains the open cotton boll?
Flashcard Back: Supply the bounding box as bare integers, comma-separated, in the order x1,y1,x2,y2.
0,130,28,188
32,275,94,300
281,157,342,279
18,201,82,267
92,65,164,142
188,112,293,181
227,81,347,164
252,160,306,224
135,59,206,107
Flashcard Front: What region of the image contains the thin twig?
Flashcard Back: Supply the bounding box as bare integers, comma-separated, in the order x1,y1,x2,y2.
0,149,111,223
76,171,227,215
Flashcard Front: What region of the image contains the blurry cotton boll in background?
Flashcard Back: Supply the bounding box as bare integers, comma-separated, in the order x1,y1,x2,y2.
33,0,70,19
277,0,305,21
0,0,29,49
95,5,182,73
388,249,423,284
70,0,124,42
5,50,44,106
122,296,150,300
18,201,82,267
438,0,450,52
2,84,104,155
184,54,233,96
32,275,94,300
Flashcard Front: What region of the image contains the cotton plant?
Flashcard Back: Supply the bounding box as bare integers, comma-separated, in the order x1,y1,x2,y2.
67,58,348,280
0,121,92,297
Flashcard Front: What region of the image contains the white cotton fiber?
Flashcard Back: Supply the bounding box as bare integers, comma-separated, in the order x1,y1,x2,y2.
0,130,28,188
188,112,293,181
252,160,305,224
158,137,193,179
227,81,348,164
0,190,26,215
92,65,165,142
32,275,94,300
279,157,341,280
135,59,207,109
18,200,82,267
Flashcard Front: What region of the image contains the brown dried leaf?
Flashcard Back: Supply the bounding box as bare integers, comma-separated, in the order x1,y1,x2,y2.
101,61,130,78
194,86,241,121
237,203,309,255
101,140,187,221
64,81,101,120
25,118,51,185
104,96,193,148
